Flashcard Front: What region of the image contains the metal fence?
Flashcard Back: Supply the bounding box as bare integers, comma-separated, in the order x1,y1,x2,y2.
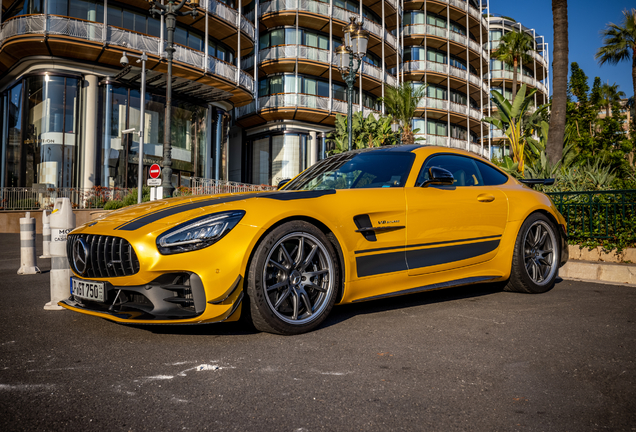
0,187,133,211
547,190,636,240
1,180,276,210
188,178,276,195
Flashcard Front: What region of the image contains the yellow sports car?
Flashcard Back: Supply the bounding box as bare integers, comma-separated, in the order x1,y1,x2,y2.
61,145,568,334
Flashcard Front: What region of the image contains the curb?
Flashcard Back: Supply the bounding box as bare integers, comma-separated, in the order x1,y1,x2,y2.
559,260,636,287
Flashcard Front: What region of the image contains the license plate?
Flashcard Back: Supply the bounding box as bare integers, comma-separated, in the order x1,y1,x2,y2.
71,278,105,302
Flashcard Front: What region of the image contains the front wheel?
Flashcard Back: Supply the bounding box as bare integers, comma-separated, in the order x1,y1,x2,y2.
246,221,339,335
505,213,560,294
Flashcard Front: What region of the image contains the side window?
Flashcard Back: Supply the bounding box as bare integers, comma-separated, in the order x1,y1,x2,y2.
475,159,509,185
416,154,484,187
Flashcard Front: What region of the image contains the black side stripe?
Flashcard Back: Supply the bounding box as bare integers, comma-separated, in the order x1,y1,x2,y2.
356,239,500,278
352,276,499,302
355,234,502,255
405,240,499,271
115,190,336,231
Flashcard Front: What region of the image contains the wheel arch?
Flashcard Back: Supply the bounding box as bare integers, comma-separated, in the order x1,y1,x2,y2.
243,215,347,304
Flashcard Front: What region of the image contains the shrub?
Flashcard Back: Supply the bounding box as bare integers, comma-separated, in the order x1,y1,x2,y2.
103,200,125,210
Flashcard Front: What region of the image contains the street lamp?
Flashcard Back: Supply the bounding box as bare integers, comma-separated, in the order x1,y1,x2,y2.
120,52,148,204
334,17,369,152
149,0,199,198
391,120,403,146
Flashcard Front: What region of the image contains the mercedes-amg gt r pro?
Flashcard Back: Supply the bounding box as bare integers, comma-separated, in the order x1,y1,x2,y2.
61,145,568,335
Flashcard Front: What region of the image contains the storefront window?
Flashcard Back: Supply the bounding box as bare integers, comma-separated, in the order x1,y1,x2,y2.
23,75,79,188
101,84,208,189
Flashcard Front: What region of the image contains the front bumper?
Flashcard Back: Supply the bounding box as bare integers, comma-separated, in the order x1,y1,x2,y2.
59,272,244,324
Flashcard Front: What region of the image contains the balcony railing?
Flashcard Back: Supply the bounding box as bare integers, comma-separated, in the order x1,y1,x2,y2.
489,70,547,94
202,0,255,39
260,45,331,64
258,0,398,51
0,15,255,94
236,94,382,119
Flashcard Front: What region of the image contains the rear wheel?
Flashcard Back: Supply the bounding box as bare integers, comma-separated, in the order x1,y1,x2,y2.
246,221,339,335
505,213,560,294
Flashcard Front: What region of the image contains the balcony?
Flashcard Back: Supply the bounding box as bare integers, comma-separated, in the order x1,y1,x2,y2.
235,94,382,123
0,15,254,99
404,61,489,95
202,0,255,40
489,70,548,95
259,0,398,52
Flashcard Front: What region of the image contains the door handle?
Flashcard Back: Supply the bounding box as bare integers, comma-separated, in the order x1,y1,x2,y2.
477,194,495,202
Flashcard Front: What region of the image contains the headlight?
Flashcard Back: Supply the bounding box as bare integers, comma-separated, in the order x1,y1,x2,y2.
157,211,245,255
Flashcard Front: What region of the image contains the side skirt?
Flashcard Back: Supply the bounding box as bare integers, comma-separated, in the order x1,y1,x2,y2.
351,276,500,303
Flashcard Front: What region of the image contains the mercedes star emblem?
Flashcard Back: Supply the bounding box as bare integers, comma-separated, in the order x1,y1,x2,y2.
72,238,90,275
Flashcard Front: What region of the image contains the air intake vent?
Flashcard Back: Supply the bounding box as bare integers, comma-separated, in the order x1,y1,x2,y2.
67,234,140,278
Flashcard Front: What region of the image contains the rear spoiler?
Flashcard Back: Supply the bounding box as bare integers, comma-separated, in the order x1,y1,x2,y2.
519,178,555,188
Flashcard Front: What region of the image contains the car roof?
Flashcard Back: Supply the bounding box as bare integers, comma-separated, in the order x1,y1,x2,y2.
344,144,428,154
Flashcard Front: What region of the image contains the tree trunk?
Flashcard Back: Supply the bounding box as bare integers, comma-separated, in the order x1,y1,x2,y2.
512,58,518,101
547,0,568,165
632,45,636,104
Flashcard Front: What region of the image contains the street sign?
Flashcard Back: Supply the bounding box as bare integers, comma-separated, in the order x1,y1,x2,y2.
147,178,161,186
149,163,161,179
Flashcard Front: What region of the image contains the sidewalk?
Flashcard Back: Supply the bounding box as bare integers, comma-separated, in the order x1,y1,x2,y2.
559,260,636,286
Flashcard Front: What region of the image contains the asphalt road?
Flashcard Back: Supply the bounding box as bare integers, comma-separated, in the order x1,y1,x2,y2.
1,234,635,432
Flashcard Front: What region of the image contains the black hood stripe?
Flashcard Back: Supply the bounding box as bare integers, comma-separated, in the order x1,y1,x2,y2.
115,190,336,231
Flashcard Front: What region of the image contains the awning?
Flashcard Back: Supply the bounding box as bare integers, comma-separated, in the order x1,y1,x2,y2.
104,64,234,103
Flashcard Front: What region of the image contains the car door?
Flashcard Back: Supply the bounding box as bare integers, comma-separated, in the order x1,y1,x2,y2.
405,154,508,277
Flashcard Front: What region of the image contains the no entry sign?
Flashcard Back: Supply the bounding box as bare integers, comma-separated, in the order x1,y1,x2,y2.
149,163,161,179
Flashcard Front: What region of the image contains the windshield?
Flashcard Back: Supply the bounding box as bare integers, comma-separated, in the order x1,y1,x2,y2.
282,151,415,191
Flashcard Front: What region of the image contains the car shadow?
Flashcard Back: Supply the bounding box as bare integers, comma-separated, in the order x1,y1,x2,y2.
320,281,506,330
135,279,549,336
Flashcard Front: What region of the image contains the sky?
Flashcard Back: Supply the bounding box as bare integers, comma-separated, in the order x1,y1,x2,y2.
488,0,634,98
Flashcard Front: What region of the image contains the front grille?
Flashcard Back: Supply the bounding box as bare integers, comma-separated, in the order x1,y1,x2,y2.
67,234,140,278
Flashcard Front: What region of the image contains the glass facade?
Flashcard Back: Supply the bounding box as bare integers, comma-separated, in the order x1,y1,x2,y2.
1,74,217,190
100,84,210,189
0,75,79,188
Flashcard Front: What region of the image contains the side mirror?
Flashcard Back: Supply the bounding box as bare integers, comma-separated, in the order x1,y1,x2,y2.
421,167,454,187
277,179,292,189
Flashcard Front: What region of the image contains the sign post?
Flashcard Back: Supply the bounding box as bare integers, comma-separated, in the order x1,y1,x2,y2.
148,164,163,200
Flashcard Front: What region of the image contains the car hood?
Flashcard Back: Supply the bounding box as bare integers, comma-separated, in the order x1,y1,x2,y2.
75,190,336,235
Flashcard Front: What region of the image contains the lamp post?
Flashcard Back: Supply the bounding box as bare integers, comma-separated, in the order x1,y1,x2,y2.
149,0,199,198
334,17,369,152
391,120,403,146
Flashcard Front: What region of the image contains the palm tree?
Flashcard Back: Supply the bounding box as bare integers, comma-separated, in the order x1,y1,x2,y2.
483,84,538,174
599,82,626,117
595,8,636,101
379,82,427,144
492,30,534,100
547,0,568,165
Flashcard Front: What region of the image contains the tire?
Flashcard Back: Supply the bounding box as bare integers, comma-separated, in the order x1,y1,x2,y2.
246,221,340,335
505,213,560,294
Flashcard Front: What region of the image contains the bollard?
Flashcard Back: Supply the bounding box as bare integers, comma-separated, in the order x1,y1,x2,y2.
44,198,76,311
17,212,41,275
40,210,52,259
